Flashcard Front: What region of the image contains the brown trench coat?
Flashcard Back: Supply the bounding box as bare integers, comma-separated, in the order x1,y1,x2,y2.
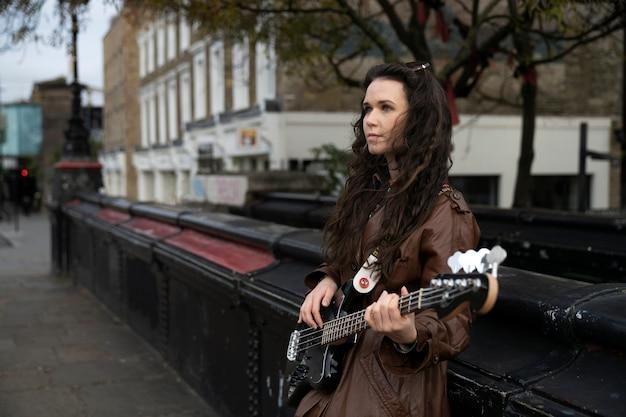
295,189,480,417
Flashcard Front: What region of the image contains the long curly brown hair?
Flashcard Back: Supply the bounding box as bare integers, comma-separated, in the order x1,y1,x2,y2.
322,62,453,282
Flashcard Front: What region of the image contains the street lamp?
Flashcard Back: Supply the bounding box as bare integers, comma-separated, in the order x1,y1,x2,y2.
51,0,102,207
61,0,91,159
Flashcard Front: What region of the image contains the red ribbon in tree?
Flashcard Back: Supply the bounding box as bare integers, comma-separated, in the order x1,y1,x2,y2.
417,0,427,26
435,10,449,42
522,67,538,86
446,79,460,126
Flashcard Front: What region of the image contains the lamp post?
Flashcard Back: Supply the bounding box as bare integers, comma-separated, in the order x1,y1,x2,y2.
62,9,91,159
49,0,102,276
50,0,101,207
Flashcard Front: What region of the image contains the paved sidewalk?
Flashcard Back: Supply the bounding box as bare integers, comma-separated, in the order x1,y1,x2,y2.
0,213,220,417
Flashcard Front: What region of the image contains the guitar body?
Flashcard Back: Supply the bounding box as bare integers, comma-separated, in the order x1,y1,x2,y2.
283,270,500,409
285,285,363,407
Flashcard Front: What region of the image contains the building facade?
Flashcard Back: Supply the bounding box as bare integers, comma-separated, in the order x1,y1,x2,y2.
100,10,358,204
30,77,73,193
101,9,140,199
100,8,621,210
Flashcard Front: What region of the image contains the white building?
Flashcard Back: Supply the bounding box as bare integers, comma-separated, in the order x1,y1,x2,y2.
100,13,357,205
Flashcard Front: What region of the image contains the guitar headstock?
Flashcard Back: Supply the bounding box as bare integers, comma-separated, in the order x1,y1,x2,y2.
446,245,507,277
428,246,507,317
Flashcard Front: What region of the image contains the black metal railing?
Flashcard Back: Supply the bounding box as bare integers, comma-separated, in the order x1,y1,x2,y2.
48,193,626,417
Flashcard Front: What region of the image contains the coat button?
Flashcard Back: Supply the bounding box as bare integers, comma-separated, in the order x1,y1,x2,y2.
433,354,440,364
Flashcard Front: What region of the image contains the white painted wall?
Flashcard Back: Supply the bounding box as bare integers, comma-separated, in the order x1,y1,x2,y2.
450,115,612,208
282,112,355,159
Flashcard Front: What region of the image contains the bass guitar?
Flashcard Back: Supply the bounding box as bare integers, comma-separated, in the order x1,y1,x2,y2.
283,246,506,407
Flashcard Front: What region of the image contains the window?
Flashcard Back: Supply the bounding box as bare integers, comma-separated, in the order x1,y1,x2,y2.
149,93,157,145
158,83,167,144
138,37,145,77
255,41,277,108
179,16,190,52
180,71,191,130
193,51,207,120
232,40,249,110
197,144,224,174
210,41,225,115
531,175,590,211
147,34,155,73
140,97,149,147
167,18,176,61
167,79,178,141
156,22,165,67
449,175,499,206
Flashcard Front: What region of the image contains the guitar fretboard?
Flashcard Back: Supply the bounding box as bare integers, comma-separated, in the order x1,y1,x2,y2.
303,284,472,349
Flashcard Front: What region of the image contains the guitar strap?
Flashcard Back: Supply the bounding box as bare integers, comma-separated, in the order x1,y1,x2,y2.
353,184,452,294
352,249,381,294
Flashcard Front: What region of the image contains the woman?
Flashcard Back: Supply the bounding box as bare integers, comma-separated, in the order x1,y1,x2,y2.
296,62,480,417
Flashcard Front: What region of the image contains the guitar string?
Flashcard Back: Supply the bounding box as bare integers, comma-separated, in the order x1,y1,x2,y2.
295,285,466,344
295,287,475,352
297,287,475,351
295,285,454,338
296,284,465,339
296,290,470,354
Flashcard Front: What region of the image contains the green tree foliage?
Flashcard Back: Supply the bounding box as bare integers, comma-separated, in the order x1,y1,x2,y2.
310,143,350,195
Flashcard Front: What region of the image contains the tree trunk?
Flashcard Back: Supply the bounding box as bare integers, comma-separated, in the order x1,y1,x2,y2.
512,74,537,208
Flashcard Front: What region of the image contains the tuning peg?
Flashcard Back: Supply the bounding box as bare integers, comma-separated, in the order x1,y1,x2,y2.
447,251,463,273
458,250,480,273
486,245,507,277
476,248,490,273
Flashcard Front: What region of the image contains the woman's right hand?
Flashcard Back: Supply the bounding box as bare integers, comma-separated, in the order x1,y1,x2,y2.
298,276,338,329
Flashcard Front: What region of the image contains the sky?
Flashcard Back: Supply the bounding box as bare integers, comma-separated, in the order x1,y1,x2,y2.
0,0,120,106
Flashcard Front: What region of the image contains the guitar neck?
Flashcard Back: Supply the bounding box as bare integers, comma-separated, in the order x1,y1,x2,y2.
319,281,472,346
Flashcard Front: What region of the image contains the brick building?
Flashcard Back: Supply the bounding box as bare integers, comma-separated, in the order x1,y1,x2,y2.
30,77,73,195
102,8,140,199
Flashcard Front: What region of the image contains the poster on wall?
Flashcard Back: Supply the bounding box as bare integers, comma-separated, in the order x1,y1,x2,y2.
206,175,249,207
240,128,257,147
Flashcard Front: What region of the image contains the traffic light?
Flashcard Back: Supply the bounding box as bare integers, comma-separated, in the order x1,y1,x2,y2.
20,169,28,178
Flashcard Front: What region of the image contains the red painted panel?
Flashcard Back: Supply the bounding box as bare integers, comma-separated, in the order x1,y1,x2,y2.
165,229,275,274
121,217,181,239
97,208,131,224
65,199,81,207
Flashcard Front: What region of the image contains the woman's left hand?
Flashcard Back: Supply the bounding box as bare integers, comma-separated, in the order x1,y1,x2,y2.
364,286,417,345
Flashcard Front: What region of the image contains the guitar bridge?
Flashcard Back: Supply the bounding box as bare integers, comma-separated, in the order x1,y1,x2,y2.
287,330,301,361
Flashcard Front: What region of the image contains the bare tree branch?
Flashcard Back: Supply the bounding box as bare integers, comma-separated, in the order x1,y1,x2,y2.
531,22,624,66
327,55,361,88
335,0,397,61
